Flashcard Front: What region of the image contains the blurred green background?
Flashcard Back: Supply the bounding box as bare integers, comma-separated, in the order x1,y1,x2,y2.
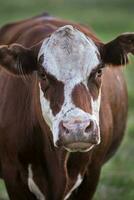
0,0,134,199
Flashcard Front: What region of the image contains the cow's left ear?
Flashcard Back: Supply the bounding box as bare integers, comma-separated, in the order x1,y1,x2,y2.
101,33,134,66
0,44,38,75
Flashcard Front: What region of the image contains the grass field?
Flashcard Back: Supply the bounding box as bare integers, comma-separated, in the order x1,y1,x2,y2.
0,0,134,199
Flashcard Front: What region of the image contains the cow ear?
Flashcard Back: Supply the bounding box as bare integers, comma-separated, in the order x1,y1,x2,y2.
0,44,38,75
101,33,134,66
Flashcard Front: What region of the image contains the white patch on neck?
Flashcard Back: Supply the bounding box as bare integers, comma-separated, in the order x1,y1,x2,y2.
64,174,83,200
28,164,45,200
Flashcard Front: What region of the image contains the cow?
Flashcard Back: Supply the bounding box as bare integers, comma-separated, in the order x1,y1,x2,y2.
0,12,133,200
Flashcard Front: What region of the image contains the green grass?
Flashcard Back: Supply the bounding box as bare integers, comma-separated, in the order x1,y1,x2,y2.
0,0,134,199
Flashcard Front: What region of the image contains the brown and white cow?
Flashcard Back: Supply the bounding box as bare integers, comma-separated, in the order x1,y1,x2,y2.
0,12,133,200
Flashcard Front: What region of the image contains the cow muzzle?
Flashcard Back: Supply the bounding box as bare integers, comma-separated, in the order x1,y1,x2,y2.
58,118,100,152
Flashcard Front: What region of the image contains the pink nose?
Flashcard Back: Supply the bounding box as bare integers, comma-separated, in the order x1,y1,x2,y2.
62,119,94,134
58,119,100,150
59,119,99,144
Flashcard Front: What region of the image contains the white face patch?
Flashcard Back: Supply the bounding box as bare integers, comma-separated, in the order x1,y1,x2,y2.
38,25,99,83
64,174,83,200
28,164,45,200
38,25,101,148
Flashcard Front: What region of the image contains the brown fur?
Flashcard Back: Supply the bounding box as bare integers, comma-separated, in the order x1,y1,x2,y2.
0,13,131,200
72,84,92,114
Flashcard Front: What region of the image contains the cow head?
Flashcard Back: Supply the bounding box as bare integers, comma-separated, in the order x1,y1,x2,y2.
0,26,134,152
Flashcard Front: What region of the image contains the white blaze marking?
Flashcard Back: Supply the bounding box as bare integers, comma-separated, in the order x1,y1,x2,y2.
38,25,101,147
28,164,45,200
38,25,99,83
64,174,83,200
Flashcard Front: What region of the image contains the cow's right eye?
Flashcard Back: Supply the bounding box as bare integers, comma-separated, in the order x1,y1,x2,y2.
38,69,50,92
40,75,50,94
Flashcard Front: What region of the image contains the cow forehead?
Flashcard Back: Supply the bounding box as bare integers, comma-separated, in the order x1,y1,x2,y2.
38,25,100,82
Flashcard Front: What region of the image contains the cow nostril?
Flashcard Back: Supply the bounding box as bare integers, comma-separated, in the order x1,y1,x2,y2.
85,121,94,133
65,128,70,134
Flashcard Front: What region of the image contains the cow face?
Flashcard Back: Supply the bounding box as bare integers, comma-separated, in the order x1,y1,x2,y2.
0,26,133,152
38,26,102,152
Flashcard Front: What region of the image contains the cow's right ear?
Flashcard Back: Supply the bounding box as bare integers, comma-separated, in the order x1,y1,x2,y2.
0,44,38,75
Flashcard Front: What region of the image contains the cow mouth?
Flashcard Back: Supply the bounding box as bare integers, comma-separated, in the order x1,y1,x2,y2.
63,142,95,152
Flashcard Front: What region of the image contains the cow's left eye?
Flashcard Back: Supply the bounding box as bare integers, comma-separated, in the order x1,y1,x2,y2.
38,67,48,80
41,73,47,81
96,69,102,78
41,73,49,85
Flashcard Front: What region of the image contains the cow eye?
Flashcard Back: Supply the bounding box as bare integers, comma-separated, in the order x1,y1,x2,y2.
39,74,50,94
96,69,102,78
41,72,47,81
41,73,49,86
38,67,48,80
38,68,50,92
